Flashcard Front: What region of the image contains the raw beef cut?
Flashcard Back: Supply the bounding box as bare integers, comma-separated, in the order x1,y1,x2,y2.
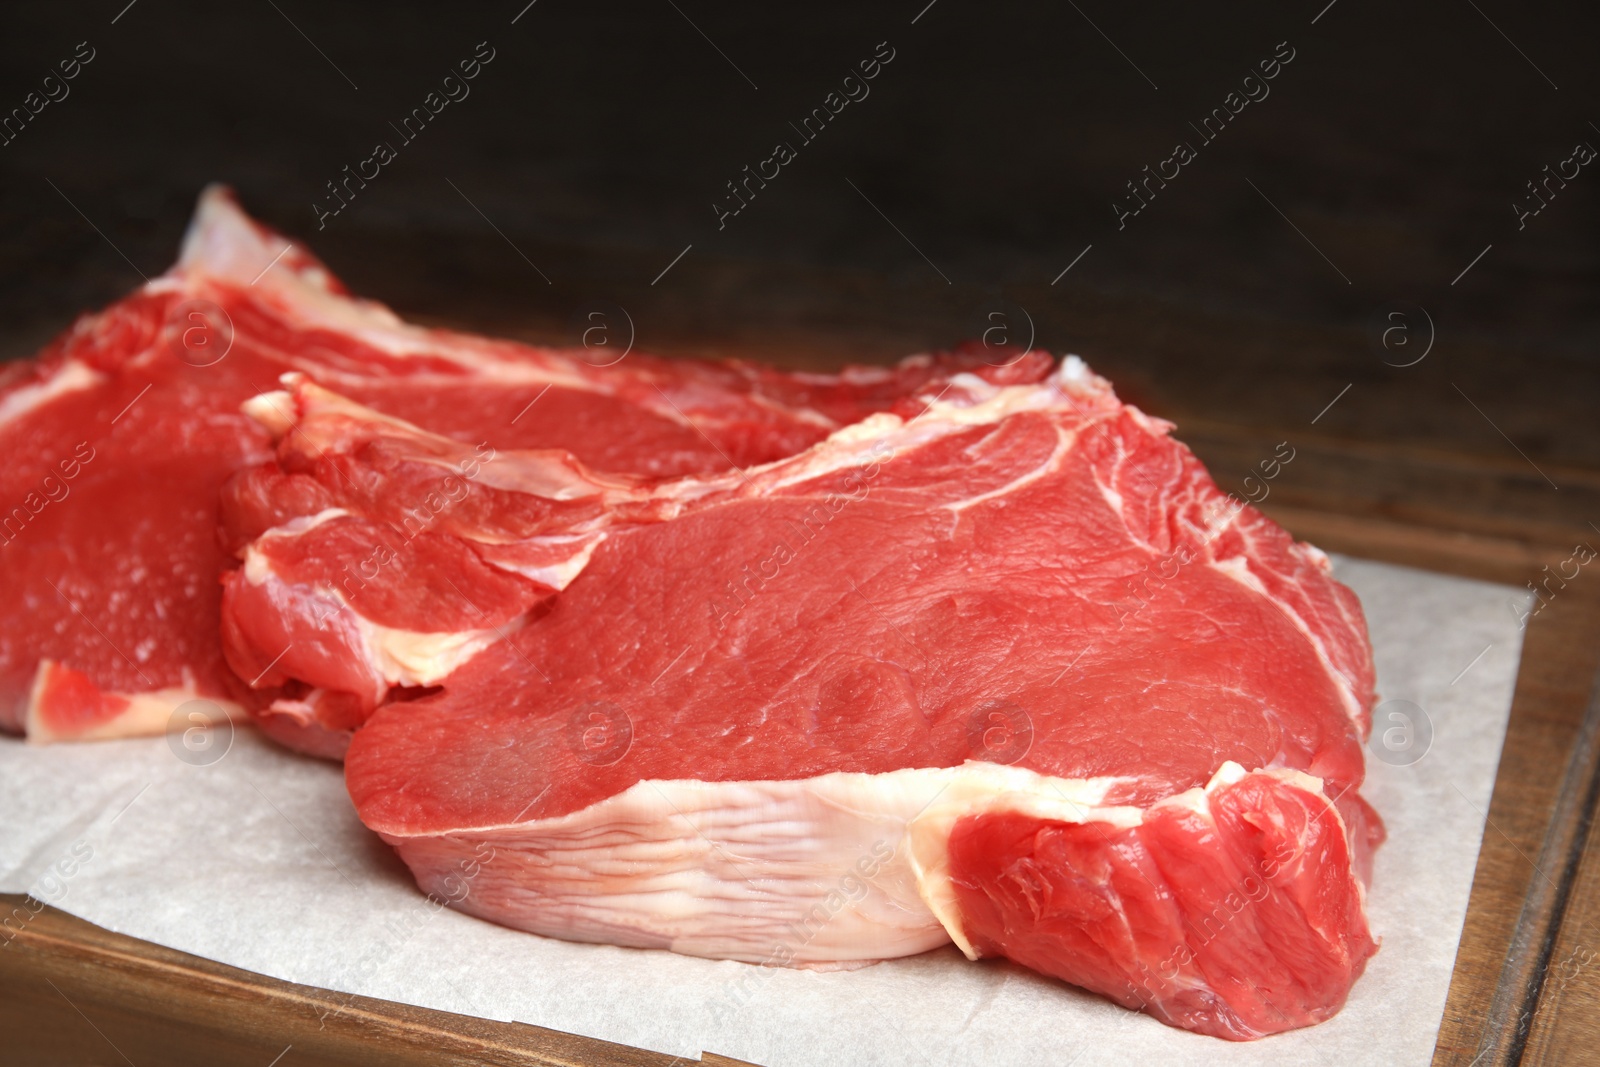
0,191,297,741
10,184,1386,1039
274,358,1384,1039
1,187,1000,744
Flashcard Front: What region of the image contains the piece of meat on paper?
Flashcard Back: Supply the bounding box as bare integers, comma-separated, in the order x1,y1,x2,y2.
285,358,1384,1038
6,186,1385,1039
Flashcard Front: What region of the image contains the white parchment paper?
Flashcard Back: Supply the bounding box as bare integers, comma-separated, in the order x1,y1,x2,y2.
0,557,1529,1066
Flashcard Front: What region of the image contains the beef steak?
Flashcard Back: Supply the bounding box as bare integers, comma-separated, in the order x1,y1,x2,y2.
319,360,1384,1038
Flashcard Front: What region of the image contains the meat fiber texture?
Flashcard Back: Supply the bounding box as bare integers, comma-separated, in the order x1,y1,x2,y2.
230,352,1383,1037
0,187,985,745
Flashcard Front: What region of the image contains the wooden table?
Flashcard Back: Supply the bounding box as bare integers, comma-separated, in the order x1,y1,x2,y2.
2,242,1596,1066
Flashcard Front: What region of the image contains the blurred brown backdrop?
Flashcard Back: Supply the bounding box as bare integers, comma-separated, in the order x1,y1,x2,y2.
0,0,1596,550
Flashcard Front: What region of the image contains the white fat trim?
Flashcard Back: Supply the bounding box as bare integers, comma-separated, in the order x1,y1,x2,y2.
174,192,607,379
825,364,1100,444
1098,480,1127,519
1211,555,1269,597
1056,354,1091,382
170,195,617,386
0,361,104,427
462,458,617,501
411,763,1133,837
25,664,241,744
391,762,1141,964
276,506,351,534
242,390,296,436
480,533,607,591
176,189,404,331
241,544,271,584
1160,758,1331,815
820,410,912,449
355,614,511,687
1207,759,1250,790
1158,759,1251,819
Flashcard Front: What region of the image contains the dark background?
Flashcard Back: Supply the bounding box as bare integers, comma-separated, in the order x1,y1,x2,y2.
2,1,1597,495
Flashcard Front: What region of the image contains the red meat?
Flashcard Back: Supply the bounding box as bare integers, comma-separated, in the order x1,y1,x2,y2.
1,188,1016,741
